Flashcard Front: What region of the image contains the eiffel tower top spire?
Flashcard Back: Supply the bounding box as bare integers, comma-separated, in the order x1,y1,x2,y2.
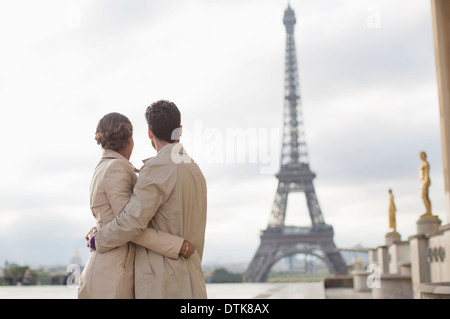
283,4,296,32
280,5,310,172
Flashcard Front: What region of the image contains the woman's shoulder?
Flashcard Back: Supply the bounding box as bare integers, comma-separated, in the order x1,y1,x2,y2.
104,157,137,177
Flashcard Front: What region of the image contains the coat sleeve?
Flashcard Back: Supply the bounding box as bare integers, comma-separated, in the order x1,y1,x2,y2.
97,160,183,258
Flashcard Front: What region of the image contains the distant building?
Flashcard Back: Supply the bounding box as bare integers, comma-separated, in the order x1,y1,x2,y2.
70,249,83,267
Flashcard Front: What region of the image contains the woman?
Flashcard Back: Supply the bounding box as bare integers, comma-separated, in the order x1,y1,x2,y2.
78,112,194,299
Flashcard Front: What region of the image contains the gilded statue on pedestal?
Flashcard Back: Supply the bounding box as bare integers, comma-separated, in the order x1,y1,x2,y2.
419,151,434,218
388,189,397,233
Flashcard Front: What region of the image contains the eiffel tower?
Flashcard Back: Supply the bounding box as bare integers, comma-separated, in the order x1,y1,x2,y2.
245,5,347,282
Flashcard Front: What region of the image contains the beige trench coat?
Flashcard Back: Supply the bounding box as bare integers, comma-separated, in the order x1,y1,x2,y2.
78,150,184,299
95,143,207,299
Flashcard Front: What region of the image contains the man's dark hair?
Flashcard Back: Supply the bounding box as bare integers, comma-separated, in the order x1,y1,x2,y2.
145,100,181,143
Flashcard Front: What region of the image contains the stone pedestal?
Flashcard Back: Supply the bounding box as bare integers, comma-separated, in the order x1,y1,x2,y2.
419,282,450,299
377,246,389,274
409,234,431,298
388,241,410,274
372,275,413,299
368,248,378,265
399,262,411,276
351,270,371,292
416,216,442,236
385,231,401,246
443,224,450,281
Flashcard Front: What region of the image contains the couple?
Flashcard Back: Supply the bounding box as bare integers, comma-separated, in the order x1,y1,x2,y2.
78,100,207,299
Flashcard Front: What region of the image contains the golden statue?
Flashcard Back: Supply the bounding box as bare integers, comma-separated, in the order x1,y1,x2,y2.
388,189,397,232
419,151,434,218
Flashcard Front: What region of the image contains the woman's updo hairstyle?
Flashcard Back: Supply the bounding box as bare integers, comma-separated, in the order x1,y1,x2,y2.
95,112,133,152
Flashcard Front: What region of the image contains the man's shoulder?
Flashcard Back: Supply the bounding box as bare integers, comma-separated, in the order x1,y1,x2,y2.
137,143,205,176
137,154,177,180
141,144,188,168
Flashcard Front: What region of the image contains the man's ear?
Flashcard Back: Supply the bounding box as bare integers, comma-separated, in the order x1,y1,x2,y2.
148,128,154,140
179,125,183,137
171,125,182,141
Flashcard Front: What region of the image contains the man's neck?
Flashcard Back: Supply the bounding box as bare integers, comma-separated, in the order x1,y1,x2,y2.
157,143,170,153
155,140,179,153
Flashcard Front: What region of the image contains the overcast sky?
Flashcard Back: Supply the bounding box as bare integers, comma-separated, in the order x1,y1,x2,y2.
0,0,446,269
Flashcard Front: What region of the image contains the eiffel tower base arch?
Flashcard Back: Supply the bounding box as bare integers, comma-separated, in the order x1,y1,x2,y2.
245,226,348,282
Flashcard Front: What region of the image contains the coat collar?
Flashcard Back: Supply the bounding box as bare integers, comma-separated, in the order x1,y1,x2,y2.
102,149,139,172
141,143,186,164
159,142,185,155
102,149,127,160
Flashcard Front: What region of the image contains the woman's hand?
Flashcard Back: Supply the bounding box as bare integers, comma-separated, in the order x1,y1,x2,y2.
85,226,98,252
179,240,195,259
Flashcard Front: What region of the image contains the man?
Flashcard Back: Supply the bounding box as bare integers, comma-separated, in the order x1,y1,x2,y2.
90,100,207,299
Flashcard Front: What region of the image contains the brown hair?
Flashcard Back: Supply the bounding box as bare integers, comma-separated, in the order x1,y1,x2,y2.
95,112,133,152
145,100,181,143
